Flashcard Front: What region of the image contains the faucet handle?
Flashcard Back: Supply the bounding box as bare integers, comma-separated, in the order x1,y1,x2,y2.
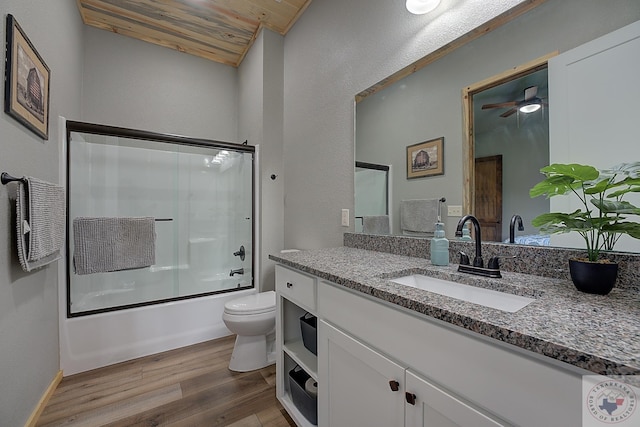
488,255,517,270
473,256,483,268
458,251,470,265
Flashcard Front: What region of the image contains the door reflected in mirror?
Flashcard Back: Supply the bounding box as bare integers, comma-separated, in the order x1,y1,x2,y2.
467,65,550,242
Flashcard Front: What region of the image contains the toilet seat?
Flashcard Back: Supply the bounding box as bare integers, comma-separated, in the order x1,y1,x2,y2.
224,291,275,315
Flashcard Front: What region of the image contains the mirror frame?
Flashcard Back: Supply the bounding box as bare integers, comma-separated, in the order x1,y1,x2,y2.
354,1,546,103
461,52,557,217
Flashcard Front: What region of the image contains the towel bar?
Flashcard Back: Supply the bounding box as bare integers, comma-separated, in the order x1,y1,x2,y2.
1,172,28,185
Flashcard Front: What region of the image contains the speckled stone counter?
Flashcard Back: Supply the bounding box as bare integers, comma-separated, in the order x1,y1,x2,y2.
269,247,640,376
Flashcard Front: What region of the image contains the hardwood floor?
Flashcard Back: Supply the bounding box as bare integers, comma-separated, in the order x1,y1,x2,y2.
36,335,296,427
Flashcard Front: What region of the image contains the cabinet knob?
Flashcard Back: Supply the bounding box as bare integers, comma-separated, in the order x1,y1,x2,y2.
286,282,293,288
388,380,400,391
405,392,417,405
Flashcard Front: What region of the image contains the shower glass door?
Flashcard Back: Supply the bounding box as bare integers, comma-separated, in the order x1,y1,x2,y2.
66,122,254,317
355,162,390,233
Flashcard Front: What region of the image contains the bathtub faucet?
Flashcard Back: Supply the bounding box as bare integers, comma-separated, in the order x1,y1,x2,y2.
230,268,244,277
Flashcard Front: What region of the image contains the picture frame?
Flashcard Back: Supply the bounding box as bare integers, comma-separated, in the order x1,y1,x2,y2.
4,14,50,140
406,137,444,179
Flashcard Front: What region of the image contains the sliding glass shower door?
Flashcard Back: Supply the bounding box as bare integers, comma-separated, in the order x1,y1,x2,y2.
66,122,254,316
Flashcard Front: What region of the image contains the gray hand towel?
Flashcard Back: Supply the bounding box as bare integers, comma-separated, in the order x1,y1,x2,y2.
400,199,438,235
15,176,66,272
362,215,390,234
73,217,156,275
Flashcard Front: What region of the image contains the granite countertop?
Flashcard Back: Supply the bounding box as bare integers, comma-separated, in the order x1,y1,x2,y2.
270,247,640,376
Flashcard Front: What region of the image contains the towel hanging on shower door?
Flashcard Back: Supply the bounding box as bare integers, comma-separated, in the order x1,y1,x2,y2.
72,217,156,275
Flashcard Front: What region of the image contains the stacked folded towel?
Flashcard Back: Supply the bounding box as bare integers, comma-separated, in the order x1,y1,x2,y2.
15,177,66,272
73,217,156,275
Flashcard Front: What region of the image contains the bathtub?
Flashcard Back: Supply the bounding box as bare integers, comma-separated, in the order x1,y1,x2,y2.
59,261,256,375
70,267,251,313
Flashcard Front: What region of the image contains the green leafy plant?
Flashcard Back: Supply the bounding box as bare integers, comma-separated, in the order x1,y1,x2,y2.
529,162,640,262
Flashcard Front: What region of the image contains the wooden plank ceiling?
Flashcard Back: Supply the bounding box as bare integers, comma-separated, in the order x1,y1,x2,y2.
76,0,312,67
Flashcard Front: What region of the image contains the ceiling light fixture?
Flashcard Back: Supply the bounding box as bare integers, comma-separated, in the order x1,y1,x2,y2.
406,0,441,14
519,100,542,114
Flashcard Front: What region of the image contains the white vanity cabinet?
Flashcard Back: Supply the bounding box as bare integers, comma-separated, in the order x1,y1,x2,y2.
275,262,588,426
316,279,586,427
275,265,318,426
320,320,505,427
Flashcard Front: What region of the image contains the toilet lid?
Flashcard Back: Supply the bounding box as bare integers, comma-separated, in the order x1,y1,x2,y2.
224,291,276,315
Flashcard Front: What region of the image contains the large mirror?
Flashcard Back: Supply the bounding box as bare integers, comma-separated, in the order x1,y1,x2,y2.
355,0,640,253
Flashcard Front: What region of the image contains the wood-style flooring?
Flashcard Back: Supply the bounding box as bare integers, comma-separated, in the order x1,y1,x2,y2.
36,335,296,427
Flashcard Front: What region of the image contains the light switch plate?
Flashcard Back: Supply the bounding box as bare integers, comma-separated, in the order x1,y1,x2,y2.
341,209,349,226
448,205,463,217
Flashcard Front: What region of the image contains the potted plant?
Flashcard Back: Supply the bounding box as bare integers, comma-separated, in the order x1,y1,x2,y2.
529,162,640,295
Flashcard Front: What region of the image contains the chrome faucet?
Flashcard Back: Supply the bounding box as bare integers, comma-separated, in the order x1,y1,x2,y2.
230,268,244,277
455,215,483,267
509,215,524,243
455,214,502,278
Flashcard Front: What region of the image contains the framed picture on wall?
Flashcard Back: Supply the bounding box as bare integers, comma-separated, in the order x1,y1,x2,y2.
406,137,444,179
4,14,51,140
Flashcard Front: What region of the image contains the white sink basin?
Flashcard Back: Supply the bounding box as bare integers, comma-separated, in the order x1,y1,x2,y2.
390,274,535,313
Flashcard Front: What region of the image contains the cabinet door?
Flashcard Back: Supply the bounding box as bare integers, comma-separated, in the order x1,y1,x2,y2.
405,370,507,427
319,321,404,427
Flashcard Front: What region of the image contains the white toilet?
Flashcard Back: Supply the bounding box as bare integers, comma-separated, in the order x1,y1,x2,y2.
222,291,276,372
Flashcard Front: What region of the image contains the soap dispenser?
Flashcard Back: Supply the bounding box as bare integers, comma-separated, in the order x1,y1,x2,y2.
430,219,449,266
459,224,472,241
431,198,449,266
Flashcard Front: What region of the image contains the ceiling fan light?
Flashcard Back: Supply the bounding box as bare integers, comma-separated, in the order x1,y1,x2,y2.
406,0,441,15
519,103,541,113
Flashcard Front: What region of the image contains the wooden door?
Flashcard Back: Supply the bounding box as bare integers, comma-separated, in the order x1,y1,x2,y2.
474,155,503,242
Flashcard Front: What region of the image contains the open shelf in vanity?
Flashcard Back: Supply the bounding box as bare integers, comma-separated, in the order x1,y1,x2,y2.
276,265,318,426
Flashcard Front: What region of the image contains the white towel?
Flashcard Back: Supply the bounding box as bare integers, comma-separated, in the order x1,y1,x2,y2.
400,199,438,235
15,177,66,272
73,217,156,275
362,215,390,234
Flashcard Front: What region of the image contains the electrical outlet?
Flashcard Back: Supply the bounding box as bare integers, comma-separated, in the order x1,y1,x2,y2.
341,209,349,227
448,205,463,217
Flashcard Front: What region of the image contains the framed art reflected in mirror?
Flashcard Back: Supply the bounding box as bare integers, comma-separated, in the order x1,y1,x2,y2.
406,137,444,179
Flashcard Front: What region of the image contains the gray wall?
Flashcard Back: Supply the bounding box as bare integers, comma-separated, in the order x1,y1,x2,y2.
0,1,83,425
282,0,640,250
81,26,238,140
238,29,285,292
355,0,640,239
281,0,527,249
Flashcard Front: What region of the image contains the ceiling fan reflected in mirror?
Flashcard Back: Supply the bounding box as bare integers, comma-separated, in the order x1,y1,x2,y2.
481,86,547,118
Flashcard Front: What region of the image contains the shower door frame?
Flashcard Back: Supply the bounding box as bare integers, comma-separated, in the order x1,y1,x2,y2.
65,120,256,318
